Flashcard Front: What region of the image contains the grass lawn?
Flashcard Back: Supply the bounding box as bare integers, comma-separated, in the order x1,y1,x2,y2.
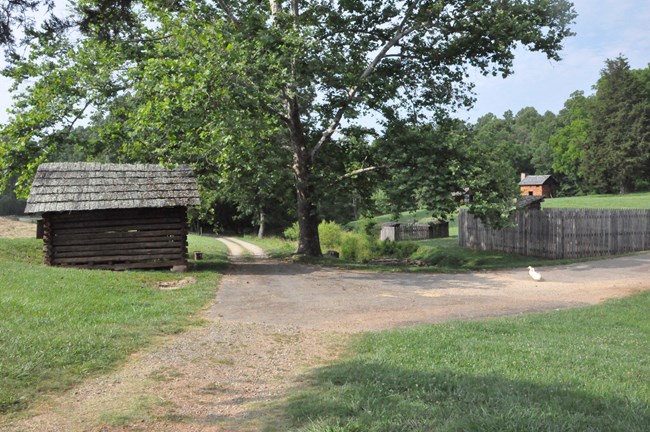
284,292,650,431
409,237,588,271
543,191,650,209
0,235,227,414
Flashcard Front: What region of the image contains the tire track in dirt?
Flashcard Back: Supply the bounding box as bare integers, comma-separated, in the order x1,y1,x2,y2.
215,237,268,258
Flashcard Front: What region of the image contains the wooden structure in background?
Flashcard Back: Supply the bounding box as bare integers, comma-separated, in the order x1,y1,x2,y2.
516,195,545,211
25,163,200,270
518,175,558,197
380,222,449,241
458,208,650,259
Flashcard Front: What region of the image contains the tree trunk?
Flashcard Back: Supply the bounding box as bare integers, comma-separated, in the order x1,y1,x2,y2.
619,178,634,194
288,97,322,257
257,210,266,238
294,154,321,256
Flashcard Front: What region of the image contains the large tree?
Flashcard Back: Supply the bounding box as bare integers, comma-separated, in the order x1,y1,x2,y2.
375,118,518,225
1,0,576,255
583,56,650,194
549,90,592,194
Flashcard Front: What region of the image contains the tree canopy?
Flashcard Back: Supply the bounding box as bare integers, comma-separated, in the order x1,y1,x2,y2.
582,56,650,193
1,0,577,254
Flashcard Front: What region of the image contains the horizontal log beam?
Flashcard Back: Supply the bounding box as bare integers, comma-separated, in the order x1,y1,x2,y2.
51,231,183,245
52,252,185,265
53,247,183,259
52,223,184,235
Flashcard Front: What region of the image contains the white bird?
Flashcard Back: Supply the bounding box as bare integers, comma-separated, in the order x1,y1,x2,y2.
528,266,542,281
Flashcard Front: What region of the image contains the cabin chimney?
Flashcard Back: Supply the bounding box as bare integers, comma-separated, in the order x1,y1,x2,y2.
520,172,527,181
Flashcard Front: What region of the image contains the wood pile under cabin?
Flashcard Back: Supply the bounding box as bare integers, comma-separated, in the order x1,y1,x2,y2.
24,162,200,270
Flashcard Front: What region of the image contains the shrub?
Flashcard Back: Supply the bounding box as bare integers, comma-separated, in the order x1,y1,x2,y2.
340,232,373,262
374,240,419,259
357,217,378,236
319,220,343,250
283,221,300,241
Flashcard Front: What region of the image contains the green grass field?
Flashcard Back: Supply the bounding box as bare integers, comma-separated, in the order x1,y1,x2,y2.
242,235,296,257
0,235,227,414
543,191,650,209
284,292,650,431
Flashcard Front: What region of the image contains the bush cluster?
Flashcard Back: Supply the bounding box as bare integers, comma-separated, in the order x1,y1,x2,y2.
283,221,300,241
285,220,419,263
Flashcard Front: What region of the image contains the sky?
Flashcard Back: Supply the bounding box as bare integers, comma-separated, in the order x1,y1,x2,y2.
0,0,649,125
458,0,650,122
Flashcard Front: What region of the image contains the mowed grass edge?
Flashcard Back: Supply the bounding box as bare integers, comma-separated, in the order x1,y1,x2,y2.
0,235,227,414
543,191,650,209
282,291,650,431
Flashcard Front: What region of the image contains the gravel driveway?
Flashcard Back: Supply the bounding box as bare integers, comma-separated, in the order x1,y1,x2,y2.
211,253,650,332
3,237,650,432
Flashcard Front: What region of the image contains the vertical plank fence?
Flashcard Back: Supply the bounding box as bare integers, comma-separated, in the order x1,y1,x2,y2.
458,208,650,259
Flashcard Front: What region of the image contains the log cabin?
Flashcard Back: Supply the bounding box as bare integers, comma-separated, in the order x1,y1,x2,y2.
24,162,200,270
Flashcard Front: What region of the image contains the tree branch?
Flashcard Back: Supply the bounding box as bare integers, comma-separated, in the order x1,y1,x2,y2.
216,0,240,27
338,165,382,180
310,1,422,162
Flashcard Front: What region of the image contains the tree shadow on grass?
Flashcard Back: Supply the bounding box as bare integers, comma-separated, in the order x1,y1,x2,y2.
279,361,650,431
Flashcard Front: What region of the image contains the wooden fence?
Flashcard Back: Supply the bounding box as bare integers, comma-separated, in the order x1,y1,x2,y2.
380,222,449,241
458,208,650,259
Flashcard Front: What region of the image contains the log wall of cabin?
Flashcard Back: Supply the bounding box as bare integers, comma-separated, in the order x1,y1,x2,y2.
42,207,188,270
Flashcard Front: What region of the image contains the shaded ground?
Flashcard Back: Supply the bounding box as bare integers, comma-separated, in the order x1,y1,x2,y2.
2,231,650,431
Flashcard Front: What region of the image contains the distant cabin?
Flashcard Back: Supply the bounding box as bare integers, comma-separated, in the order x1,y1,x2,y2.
518,174,558,198
24,162,200,270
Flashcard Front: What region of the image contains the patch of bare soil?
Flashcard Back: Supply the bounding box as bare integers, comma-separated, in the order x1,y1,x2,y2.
156,276,197,290
0,216,35,238
3,238,650,432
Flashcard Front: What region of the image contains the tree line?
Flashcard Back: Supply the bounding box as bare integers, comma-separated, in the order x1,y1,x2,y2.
0,0,578,255
472,56,650,196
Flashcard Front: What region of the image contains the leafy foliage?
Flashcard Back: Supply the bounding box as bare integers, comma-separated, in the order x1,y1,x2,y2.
375,119,518,227
549,91,592,194
0,0,577,253
582,56,650,193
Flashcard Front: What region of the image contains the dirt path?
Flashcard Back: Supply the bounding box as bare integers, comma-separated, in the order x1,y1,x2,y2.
215,237,267,258
3,235,650,431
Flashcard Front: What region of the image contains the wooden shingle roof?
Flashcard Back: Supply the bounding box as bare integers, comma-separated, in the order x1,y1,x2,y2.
25,162,200,214
516,195,545,209
518,175,556,186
